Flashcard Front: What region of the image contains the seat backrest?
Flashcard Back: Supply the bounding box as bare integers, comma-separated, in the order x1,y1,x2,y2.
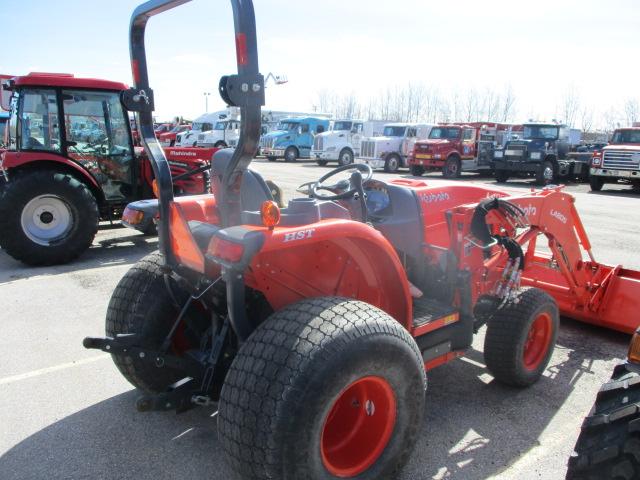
211,148,274,211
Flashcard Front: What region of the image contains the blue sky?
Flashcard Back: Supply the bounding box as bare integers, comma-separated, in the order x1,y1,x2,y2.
3,0,639,128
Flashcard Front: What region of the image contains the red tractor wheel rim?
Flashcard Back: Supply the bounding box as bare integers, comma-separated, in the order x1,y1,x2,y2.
321,376,396,478
523,312,552,370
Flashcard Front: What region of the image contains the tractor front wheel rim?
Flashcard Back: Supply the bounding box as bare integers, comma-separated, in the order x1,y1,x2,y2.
321,376,396,477
523,312,552,370
20,195,73,246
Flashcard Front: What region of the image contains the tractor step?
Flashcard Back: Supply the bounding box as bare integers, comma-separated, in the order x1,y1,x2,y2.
412,297,457,329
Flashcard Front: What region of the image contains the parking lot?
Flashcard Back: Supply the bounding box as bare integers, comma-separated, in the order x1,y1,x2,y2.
1,160,637,480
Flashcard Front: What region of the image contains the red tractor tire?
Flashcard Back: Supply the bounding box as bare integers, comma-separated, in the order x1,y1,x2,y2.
566,362,640,479
106,252,215,394
0,170,98,266
218,297,426,480
484,287,559,387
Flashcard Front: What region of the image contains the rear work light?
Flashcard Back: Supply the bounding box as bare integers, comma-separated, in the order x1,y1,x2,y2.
209,237,245,263
122,207,144,225
261,200,280,229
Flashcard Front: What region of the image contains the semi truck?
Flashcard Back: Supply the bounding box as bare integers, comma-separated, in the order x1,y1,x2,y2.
196,115,241,148
260,116,330,162
589,127,640,192
493,121,583,185
355,123,433,173
408,122,521,178
311,119,387,166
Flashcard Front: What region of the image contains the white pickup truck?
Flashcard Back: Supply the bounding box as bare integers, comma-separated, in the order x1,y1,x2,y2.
311,120,387,166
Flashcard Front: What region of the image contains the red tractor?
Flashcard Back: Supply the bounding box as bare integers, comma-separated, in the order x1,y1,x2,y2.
0,72,218,265
84,1,640,479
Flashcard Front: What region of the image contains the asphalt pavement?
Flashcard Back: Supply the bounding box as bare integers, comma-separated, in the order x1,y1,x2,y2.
0,160,636,480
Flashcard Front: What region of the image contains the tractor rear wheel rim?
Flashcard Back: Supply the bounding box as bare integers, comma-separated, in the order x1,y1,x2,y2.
321,376,396,477
523,312,552,370
20,195,73,246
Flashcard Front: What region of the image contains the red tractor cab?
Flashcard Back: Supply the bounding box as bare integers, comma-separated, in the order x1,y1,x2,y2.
0,72,218,265
83,1,640,479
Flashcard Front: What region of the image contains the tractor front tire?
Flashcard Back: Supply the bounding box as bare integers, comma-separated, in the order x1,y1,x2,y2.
566,363,640,479
484,287,559,387
0,170,98,266
410,165,425,177
218,297,426,480
106,252,211,394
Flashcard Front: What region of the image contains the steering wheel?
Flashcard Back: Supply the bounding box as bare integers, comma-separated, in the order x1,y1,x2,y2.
311,163,373,200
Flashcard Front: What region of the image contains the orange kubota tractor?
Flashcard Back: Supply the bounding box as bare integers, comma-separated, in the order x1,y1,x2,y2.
83,1,640,479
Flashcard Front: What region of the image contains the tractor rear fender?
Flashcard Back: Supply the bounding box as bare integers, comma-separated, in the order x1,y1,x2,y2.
242,219,413,329
1,152,105,204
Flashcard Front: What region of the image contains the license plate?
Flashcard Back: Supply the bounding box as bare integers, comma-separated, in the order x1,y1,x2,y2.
416,153,432,159
505,150,521,156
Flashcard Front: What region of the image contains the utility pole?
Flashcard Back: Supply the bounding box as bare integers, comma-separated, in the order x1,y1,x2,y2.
203,92,211,113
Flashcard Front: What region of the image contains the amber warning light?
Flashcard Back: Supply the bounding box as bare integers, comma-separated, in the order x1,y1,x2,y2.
261,201,280,229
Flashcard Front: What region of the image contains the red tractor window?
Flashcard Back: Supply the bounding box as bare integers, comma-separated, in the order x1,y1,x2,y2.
19,89,61,152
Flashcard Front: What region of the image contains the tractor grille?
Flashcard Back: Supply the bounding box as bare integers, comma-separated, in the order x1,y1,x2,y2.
360,140,376,158
602,150,640,171
314,135,323,151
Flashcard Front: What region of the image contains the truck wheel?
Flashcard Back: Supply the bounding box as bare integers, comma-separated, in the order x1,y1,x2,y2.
384,154,401,173
443,156,461,179
566,362,640,479
0,170,98,266
106,252,212,394
214,141,227,148
484,287,559,387
494,170,509,182
338,148,354,166
218,297,426,480
284,146,298,162
535,161,555,185
410,165,425,177
267,156,277,162
589,176,604,192
316,159,329,166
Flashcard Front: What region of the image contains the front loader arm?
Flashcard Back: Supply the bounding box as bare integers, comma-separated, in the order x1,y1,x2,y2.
452,188,640,333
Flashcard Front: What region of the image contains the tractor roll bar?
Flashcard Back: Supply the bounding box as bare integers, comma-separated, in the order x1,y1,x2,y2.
124,0,264,265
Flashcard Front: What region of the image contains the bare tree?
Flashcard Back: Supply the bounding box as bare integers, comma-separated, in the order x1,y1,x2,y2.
560,85,580,126
499,85,516,122
624,98,640,126
580,107,594,133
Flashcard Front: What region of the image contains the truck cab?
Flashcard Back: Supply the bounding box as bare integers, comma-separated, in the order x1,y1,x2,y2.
590,127,640,192
260,116,330,162
197,118,241,148
311,119,366,166
493,122,583,184
356,123,433,173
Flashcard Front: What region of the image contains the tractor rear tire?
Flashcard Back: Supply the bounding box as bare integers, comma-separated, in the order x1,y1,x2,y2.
0,170,98,266
218,297,426,480
443,156,462,179
106,252,210,394
495,170,510,183
484,287,559,387
566,362,640,479
589,176,604,192
410,165,425,177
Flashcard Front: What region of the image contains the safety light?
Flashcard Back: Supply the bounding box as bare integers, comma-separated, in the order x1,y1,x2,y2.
628,328,640,364
152,179,160,198
261,200,281,229
209,236,245,263
122,207,144,225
